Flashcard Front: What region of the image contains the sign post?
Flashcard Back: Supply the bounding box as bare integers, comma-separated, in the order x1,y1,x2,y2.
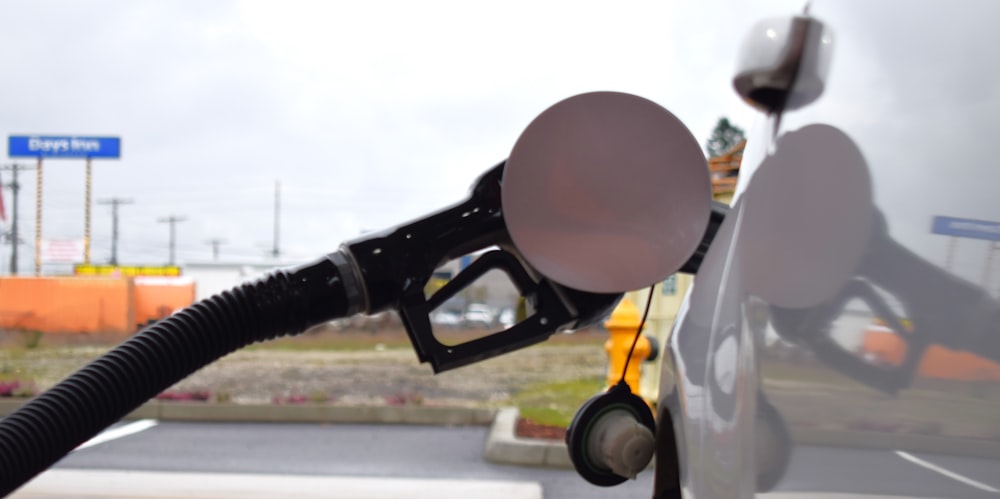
7,136,121,274
85,158,92,263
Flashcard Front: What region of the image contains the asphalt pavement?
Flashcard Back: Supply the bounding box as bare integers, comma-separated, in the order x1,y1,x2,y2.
11,418,1000,499
17,421,652,499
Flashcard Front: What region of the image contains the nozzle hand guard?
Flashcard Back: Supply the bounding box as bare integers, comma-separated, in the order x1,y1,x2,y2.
344,161,621,373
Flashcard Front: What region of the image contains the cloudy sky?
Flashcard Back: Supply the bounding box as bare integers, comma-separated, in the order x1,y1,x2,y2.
0,0,801,273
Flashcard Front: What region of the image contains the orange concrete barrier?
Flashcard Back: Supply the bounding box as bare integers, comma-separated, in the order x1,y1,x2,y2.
134,277,196,326
0,277,132,334
0,276,195,336
863,328,1000,381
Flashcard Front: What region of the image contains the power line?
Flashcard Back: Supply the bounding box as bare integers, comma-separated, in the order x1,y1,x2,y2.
157,215,187,266
97,198,133,266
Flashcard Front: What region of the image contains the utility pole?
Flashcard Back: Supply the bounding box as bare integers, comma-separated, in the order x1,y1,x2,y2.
1,163,33,275
272,180,281,259
204,238,225,261
34,158,42,276
157,215,187,266
84,158,92,264
98,198,133,266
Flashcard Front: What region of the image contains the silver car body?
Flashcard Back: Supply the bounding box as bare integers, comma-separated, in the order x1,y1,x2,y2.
656,1,1000,497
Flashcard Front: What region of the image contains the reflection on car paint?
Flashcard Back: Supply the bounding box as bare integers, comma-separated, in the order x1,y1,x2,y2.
658,2,1000,497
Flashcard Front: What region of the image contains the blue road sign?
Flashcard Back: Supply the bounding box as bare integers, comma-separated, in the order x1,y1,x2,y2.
8,135,121,159
931,215,1000,242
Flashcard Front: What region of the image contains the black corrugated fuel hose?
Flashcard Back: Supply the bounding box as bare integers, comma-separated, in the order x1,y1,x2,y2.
0,253,361,495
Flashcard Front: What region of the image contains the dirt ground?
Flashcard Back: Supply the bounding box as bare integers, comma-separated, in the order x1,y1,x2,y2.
0,325,613,410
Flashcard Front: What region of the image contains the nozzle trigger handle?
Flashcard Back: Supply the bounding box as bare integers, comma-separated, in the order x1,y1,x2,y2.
399,249,577,373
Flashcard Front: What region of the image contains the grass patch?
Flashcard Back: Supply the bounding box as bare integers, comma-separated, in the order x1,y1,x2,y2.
510,377,607,427
246,325,608,353
246,334,414,352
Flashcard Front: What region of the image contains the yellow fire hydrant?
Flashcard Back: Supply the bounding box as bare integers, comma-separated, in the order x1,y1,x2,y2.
604,298,656,393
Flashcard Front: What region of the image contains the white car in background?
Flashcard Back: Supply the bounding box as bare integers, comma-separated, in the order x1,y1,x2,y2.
429,309,463,329
462,304,494,328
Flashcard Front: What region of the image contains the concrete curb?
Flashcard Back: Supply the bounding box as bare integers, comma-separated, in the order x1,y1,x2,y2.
483,407,572,469
0,399,496,426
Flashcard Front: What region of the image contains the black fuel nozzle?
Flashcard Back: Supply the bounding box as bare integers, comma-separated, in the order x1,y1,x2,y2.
342,161,621,373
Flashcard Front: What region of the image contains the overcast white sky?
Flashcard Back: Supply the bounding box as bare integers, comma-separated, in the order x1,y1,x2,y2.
0,0,801,273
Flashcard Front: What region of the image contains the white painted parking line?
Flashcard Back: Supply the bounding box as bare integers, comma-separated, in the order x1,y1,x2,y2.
12,469,544,499
895,450,1000,494
760,494,946,498
76,419,158,450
